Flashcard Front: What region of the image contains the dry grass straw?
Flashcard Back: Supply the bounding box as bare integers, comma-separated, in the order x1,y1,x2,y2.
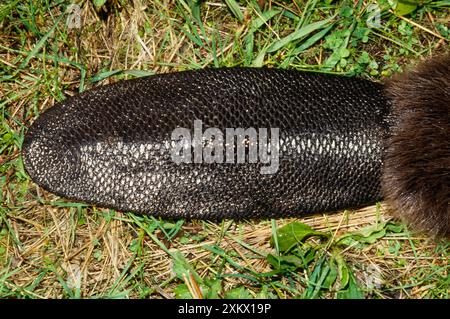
0,0,448,299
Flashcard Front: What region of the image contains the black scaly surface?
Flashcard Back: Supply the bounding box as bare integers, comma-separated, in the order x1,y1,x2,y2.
22,68,392,219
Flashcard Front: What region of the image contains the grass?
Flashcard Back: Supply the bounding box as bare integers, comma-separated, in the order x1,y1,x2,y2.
0,0,449,299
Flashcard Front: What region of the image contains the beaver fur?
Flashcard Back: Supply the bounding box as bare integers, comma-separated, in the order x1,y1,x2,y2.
383,55,450,237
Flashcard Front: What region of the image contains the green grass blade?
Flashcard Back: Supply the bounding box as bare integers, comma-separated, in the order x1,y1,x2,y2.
267,16,335,53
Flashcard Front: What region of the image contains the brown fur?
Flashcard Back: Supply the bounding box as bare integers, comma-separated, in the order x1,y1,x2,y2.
383,55,450,237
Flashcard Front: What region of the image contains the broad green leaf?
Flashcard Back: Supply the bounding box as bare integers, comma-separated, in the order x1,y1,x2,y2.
245,32,254,64
337,273,365,299
174,280,222,299
394,0,419,16
386,222,405,233
2,133,12,142
271,222,327,252
204,279,222,299
249,9,280,32
255,285,276,299
93,0,107,8
267,16,334,53
171,251,203,284
174,284,192,299
339,6,353,18
224,286,252,299
337,222,388,245
267,246,317,271
323,262,338,289
266,253,305,270
336,255,350,289
339,47,350,58
225,0,244,21
186,0,201,22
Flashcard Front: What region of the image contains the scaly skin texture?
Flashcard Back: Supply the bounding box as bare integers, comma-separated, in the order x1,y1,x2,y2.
22,68,391,219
